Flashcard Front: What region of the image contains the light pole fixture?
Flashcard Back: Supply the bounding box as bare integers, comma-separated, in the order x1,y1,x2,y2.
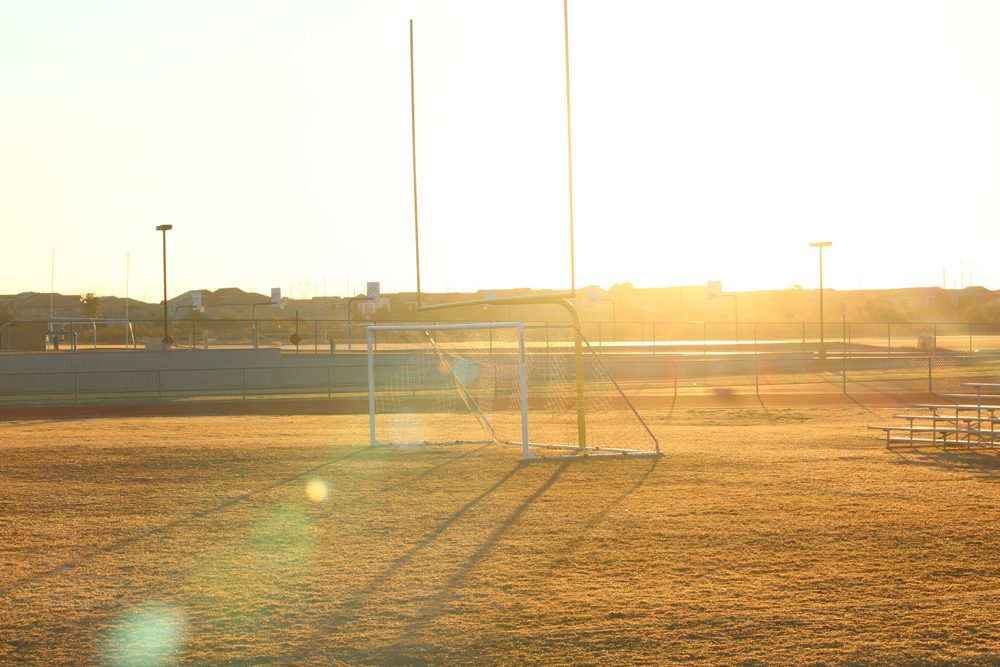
707,280,739,343
809,241,832,358
156,224,173,347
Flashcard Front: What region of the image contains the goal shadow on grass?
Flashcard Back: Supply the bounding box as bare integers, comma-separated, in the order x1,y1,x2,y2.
219,454,661,664
389,456,660,648
551,455,660,563
321,458,534,628
387,459,572,646
369,443,493,498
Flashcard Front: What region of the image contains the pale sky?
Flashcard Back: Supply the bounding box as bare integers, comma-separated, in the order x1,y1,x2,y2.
2,0,999,301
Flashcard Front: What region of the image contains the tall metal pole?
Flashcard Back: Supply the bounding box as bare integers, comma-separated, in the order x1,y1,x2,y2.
607,297,616,342
564,0,576,294
410,20,422,308
50,250,55,319
156,225,173,345
810,242,832,358
125,253,129,325
725,294,738,343
162,230,168,342
564,1,584,448
819,246,824,347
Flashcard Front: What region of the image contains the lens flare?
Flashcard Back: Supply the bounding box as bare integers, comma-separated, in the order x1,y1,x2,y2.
305,477,330,502
101,603,187,667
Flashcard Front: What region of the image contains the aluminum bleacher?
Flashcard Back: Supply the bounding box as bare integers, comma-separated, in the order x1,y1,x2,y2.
870,383,1000,448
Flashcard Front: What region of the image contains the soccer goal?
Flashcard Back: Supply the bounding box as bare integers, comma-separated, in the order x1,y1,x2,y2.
367,322,659,458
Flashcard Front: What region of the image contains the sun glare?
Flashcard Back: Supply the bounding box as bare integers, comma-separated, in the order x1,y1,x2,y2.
305,478,330,503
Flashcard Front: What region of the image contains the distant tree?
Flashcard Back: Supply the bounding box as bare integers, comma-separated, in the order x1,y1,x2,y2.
609,282,635,296
848,298,908,323
81,293,103,318
958,301,1000,324
787,284,803,291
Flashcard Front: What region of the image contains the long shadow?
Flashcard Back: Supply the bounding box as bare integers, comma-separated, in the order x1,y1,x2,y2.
366,443,492,499
551,456,659,562
0,418,96,428
394,460,571,643
325,461,529,625
0,446,373,595
846,393,880,416
889,446,1000,478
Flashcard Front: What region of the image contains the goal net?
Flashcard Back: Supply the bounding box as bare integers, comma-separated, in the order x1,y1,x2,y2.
367,322,659,458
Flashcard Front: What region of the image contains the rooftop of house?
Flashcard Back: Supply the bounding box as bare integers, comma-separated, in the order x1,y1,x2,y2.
11,292,82,308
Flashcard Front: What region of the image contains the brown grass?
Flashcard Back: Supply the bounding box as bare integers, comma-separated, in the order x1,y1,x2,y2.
3,408,1000,665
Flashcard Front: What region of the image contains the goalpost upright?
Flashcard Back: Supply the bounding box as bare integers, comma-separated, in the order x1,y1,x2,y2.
368,322,659,458
368,322,532,458
405,5,591,450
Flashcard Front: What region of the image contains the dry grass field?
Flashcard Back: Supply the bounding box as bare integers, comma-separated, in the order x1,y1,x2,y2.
3,407,1000,665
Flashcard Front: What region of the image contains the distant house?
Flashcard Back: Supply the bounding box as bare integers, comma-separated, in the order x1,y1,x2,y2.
358,297,391,316
302,296,344,319
165,290,214,318
8,292,82,321
100,296,160,320
202,288,273,318
947,286,998,310
0,294,17,319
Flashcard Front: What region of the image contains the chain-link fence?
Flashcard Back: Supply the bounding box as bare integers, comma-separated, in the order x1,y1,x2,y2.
2,348,997,408
3,318,1000,356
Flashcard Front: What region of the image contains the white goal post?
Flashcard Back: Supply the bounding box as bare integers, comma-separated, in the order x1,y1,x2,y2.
368,322,531,457
367,322,660,458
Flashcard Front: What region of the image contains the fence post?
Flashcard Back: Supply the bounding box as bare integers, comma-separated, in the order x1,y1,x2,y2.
674,361,678,398
848,323,851,359
242,368,246,402
928,356,932,394
842,349,846,394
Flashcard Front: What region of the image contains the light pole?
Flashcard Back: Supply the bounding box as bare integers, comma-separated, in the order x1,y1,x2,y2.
723,294,738,343
156,224,173,347
345,295,369,349
809,241,832,359
606,297,616,343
